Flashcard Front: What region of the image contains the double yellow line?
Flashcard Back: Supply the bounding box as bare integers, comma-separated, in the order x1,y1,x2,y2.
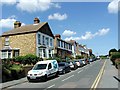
90,60,107,90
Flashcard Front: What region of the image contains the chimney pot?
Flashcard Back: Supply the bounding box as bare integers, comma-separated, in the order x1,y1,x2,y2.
55,34,61,39
14,21,21,28
34,17,40,24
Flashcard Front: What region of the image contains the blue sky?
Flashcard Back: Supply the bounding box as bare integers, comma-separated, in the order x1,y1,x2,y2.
0,0,118,55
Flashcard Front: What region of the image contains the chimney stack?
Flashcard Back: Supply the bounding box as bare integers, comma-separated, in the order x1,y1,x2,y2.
34,17,40,24
55,34,61,39
14,21,21,28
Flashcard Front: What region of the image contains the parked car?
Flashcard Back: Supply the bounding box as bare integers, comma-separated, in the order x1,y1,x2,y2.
27,60,59,82
85,58,90,64
81,59,86,66
89,58,93,62
78,59,84,67
74,60,81,67
67,61,78,70
58,62,71,74
96,56,100,60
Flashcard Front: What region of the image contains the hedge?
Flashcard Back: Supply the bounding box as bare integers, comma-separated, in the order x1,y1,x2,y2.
110,52,120,66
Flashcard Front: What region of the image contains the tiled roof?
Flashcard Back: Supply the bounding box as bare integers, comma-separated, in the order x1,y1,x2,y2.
2,22,47,36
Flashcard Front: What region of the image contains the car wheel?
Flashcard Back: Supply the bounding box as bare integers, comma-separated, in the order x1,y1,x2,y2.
63,70,65,74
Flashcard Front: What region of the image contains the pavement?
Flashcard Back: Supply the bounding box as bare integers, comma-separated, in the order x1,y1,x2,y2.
0,59,119,89
1,76,27,89
98,59,119,88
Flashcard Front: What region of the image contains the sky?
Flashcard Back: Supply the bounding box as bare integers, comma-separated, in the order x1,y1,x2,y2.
0,0,119,55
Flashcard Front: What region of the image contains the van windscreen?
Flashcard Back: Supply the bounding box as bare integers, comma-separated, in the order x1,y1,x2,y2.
32,64,47,70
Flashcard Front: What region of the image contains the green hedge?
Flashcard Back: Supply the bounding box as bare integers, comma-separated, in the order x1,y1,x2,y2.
110,52,120,65
14,54,41,65
2,63,25,82
76,55,84,59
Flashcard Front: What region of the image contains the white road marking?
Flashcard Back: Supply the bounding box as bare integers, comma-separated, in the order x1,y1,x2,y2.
47,84,55,88
62,75,74,81
78,70,83,73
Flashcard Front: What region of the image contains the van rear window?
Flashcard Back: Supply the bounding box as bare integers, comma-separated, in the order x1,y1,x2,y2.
32,64,47,70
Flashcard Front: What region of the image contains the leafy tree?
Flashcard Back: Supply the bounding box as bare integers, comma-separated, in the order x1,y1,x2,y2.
109,48,117,56
110,52,120,65
118,49,120,52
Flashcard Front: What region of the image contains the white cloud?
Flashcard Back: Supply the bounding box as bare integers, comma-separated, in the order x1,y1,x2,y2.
1,0,61,13
51,3,61,8
64,28,110,41
95,28,110,36
108,0,119,14
0,0,17,5
65,37,81,41
62,30,76,36
0,18,16,28
81,32,94,40
16,0,60,13
0,16,25,29
48,13,67,20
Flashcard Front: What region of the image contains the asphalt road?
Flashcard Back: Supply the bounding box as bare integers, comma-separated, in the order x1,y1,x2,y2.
5,59,105,89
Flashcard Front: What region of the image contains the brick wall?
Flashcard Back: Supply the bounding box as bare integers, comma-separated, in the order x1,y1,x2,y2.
10,33,36,56
0,33,37,56
0,37,5,50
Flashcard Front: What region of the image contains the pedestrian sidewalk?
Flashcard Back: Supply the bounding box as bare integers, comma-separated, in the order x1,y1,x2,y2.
98,59,119,88
0,77,27,89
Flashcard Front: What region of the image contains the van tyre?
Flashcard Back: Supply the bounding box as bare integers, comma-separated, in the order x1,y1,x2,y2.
43,75,48,82
55,71,59,77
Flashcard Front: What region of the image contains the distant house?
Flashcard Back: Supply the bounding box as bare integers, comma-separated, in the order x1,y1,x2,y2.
54,34,72,59
0,18,54,59
67,40,77,58
79,44,89,57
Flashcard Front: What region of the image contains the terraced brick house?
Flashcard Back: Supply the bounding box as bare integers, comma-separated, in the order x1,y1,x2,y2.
0,18,54,59
79,44,89,57
54,34,72,59
67,40,77,58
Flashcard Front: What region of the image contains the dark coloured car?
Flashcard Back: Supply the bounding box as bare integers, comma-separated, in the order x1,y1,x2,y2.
58,62,71,74
67,61,78,70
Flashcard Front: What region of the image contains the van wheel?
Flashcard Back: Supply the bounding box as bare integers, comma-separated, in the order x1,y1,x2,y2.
55,71,59,77
43,75,48,81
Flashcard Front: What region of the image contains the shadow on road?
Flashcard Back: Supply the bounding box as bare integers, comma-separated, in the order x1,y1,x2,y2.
29,75,60,83
113,76,120,82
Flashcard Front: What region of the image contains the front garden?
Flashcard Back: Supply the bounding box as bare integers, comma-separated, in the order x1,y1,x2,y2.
2,54,42,82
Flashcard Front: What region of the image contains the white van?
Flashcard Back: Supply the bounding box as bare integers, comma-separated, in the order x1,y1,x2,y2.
27,60,59,82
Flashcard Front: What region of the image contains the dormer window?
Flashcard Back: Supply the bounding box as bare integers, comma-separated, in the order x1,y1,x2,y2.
5,36,9,46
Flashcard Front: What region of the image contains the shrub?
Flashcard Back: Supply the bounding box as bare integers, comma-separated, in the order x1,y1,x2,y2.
14,56,25,64
110,52,120,65
14,54,40,65
76,55,84,59
115,58,120,69
24,54,39,65
10,64,24,79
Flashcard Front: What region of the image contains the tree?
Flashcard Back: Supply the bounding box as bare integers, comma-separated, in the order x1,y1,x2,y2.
109,48,117,56
118,49,120,52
